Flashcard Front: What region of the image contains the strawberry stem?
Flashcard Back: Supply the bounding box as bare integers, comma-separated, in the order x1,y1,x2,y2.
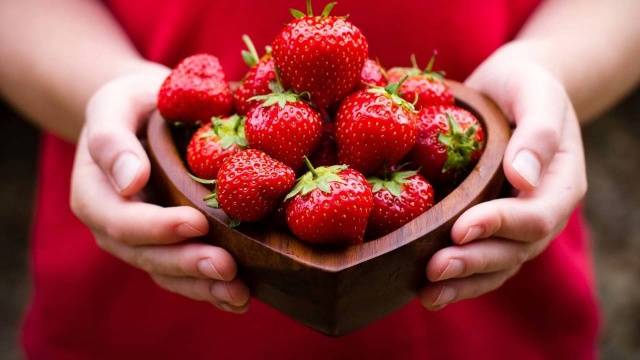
306,0,313,16
303,156,318,178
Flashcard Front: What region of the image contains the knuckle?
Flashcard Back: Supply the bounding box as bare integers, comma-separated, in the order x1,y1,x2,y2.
530,213,556,239
133,250,155,273
87,126,119,158
534,125,561,154
102,222,125,243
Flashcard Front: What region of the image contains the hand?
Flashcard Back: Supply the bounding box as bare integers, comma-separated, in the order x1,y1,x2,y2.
70,64,250,313
420,44,587,310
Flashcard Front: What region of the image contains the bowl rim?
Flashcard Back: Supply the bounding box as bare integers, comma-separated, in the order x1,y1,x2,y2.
146,80,510,272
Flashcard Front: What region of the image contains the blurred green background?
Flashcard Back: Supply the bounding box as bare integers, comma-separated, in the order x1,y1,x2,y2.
1,91,639,359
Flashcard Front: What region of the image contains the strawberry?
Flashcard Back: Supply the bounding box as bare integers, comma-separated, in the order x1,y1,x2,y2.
158,54,233,124
216,149,296,222
244,89,323,170
366,170,435,238
388,54,454,110
186,114,247,179
360,59,387,88
285,159,373,245
234,35,277,115
335,81,418,175
272,0,368,108
410,105,485,186
309,122,338,167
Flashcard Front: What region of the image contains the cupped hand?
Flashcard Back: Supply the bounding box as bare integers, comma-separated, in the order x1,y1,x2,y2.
70,63,249,313
420,43,587,310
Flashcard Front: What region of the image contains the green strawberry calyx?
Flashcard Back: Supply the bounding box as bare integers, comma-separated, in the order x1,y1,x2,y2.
368,76,416,113
201,114,247,149
188,173,219,208
285,157,347,200
249,91,300,109
241,34,260,67
410,52,445,81
241,34,272,68
368,170,418,197
290,0,337,19
438,112,480,173
249,80,309,109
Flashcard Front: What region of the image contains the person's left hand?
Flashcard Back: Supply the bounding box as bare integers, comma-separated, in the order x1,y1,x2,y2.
419,43,588,310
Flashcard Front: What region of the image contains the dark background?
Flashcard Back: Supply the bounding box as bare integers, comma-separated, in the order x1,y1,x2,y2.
1,91,639,359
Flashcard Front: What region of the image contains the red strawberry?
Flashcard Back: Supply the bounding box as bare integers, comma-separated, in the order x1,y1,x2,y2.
366,170,435,238
272,0,368,108
216,149,296,222
410,105,485,186
360,59,387,88
309,122,338,167
158,54,233,124
234,35,277,115
186,114,247,179
389,54,454,109
244,90,323,170
335,81,418,175
285,159,373,245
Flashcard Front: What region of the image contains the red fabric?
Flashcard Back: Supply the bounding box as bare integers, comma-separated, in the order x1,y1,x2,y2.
22,1,600,359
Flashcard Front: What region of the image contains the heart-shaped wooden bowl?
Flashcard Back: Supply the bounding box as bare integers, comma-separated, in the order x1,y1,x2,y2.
147,80,510,336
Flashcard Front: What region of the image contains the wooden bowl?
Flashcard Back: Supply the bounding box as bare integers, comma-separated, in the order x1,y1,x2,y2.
146,80,510,336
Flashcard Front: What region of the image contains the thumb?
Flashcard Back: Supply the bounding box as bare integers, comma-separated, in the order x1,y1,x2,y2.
85,72,165,196
501,76,568,191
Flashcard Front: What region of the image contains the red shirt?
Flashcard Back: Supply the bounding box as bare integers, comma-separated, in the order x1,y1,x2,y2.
22,1,599,359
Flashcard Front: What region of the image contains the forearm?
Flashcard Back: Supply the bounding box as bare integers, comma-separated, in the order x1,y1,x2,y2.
507,0,640,122
0,0,154,141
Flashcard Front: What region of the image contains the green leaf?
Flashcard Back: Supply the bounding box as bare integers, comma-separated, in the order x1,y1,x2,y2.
321,2,337,17
385,181,403,197
290,8,305,18
228,218,241,228
189,173,216,185
392,170,418,182
241,34,259,67
213,115,247,149
242,50,257,67
203,192,219,208
285,163,347,200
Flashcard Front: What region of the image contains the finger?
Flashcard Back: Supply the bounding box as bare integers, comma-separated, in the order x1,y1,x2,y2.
420,267,519,310
71,136,209,245
426,239,536,282
151,274,250,313
451,198,558,244
102,240,237,281
85,72,165,196
452,111,586,244
502,73,568,191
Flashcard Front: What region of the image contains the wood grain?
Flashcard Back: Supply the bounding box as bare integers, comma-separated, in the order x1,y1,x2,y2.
146,80,510,336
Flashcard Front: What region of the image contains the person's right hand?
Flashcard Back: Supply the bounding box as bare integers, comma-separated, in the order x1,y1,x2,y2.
70,63,250,313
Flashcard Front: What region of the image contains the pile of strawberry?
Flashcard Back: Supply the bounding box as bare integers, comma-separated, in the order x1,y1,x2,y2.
157,1,485,246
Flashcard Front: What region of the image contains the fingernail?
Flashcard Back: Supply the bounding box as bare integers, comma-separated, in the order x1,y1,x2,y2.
432,286,456,306
111,152,141,191
461,225,484,244
197,258,223,279
218,302,235,312
211,281,234,304
438,259,465,281
512,150,541,187
176,223,205,238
